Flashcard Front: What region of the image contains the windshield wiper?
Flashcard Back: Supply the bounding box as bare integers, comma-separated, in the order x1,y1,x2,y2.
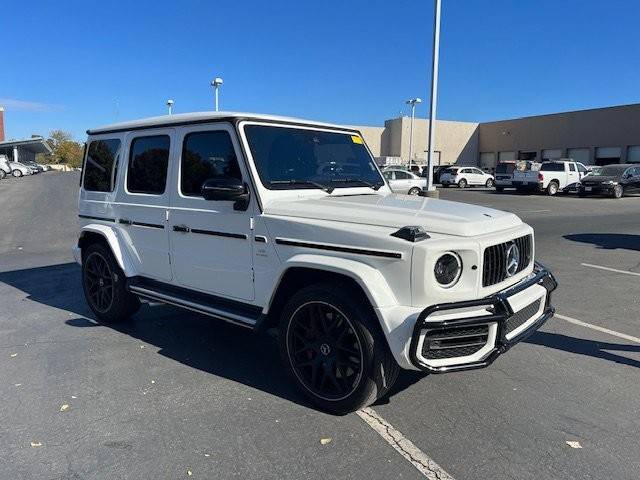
270,179,334,194
329,178,384,191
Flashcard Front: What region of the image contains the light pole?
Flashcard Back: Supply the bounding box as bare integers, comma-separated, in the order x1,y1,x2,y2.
405,98,422,170
166,99,174,115
211,77,223,111
426,0,442,193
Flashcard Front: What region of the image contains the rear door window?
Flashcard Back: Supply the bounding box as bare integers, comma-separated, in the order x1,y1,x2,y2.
83,139,120,192
540,163,564,172
127,135,170,195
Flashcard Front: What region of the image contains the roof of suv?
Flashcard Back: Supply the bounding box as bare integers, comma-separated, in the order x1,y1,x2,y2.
87,111,356,135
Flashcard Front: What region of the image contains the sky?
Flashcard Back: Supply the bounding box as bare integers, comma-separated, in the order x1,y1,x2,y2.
2,0,640,140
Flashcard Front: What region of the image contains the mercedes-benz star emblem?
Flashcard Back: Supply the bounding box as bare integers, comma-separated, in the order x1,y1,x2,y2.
319,343,331,356
505,242,520,277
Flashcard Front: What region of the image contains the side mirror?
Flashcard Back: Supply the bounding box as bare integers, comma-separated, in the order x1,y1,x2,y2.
201,178,250,210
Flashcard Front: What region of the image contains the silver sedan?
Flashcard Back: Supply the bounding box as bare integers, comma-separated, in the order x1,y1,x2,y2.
382,168,427,195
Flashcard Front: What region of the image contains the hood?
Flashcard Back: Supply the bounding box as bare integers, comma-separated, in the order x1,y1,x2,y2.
264,193,522,237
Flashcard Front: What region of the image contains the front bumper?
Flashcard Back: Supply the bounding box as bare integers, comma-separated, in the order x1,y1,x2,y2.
409,262,557,373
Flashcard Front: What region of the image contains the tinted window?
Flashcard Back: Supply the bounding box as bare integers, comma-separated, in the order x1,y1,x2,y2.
568,164,576,171
577,163,587,173
181,131,240,197
395,170,410,179
83,139,120,192
495,164,515,174
127,135,170,194
540,163,564,172
382,171,393,180
597,165,628,176
244,125,383,190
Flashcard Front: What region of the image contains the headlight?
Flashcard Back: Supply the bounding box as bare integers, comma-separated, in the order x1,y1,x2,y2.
434,252,462,288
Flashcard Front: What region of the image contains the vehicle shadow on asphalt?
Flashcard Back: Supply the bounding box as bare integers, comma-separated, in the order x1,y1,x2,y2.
0,262,417,413
526,331,640,368
564,233,640,251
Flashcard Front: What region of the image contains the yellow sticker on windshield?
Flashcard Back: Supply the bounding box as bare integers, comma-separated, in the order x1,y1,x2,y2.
351,135,363,144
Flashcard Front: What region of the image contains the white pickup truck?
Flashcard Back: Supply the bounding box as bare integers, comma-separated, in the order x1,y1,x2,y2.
512,160,589,195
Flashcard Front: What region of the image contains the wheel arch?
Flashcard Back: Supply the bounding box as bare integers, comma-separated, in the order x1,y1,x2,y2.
259,254,398,333
78,225,136,277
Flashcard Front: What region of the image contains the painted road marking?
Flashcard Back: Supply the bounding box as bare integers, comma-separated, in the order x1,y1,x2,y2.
356,407,455,480
556,314,640,344
581,262,640,277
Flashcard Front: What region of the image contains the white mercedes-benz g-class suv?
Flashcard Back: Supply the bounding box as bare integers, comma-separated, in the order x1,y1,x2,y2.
75,112,557,414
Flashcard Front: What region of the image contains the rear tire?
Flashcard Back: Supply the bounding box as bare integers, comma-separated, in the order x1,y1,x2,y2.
279,283,399,414
82,242,140,324
458,178,467,189
0,170,5,180
546,181,559,196
13,170,22,178
408,187,421,196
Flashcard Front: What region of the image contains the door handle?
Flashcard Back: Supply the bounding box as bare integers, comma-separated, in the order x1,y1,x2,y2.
119,218,132,225
173,225,190,233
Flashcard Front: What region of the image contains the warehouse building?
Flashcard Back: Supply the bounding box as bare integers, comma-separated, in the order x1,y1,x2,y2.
356,102,640,169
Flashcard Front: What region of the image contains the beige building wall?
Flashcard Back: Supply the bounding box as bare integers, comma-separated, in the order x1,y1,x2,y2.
353,117,479,165
351,125,385,156
479,103,640,166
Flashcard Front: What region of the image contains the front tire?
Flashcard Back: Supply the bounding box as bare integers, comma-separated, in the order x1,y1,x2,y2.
495,186,504,192
408,187,421,196
612,185,624,199
279,283,399,414
13,169,23,178
0,170,5,180
485,178,495,188
82,242,140,323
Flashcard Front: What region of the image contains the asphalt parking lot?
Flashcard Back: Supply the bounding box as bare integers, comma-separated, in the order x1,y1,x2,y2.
1,173,638,480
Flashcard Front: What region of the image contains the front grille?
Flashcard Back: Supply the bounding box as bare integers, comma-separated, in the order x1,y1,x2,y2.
505,299,542,335
482,234,532,287
421,325,490,359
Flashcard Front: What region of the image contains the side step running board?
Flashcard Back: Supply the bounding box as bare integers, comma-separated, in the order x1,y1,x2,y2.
127,276,262,329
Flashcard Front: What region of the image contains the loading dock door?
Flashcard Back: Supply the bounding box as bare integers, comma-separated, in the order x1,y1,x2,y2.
542,149,562,160
567,148,590,165
595,147,622,166
627,146,640,163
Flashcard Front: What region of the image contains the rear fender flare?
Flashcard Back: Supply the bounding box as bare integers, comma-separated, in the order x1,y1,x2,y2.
78,224,136,277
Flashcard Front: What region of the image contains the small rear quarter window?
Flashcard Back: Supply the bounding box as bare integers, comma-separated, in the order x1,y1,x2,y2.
83,139,121,192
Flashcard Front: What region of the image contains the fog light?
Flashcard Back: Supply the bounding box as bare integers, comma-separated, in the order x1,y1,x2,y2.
434,253,462,288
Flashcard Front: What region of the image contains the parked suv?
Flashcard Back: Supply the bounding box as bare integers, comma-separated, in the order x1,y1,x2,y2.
440,167,495,188
0,154,11,179
75,112,556,413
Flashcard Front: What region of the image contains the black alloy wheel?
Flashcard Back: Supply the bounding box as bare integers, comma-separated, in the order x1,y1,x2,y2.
286,302,363,401
84,251,114,313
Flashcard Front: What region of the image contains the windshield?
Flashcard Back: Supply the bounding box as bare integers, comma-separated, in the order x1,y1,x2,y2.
243,125,384,190
594,165,629,176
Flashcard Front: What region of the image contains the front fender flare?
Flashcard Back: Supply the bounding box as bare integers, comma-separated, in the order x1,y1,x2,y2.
78,224,136,277
267,253,399,312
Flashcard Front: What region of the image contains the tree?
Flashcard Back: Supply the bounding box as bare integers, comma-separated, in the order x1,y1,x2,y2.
39,130,84,168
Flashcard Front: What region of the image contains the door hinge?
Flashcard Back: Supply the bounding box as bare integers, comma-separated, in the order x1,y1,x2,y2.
165,210,170,222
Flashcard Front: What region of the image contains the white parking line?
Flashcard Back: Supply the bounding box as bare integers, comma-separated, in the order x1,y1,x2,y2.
356,407,455,480
581,263,640,277
556,314,640,344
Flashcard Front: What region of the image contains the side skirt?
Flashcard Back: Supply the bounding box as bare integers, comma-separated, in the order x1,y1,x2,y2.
126,276,263,329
